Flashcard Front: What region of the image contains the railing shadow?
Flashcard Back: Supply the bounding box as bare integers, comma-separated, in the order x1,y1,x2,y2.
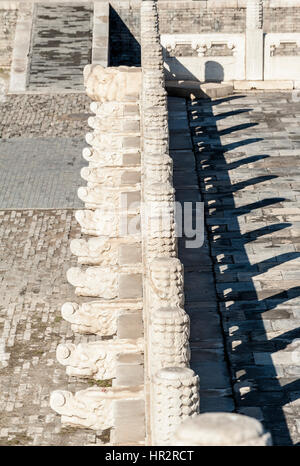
186,93,300,446
108,5,141,67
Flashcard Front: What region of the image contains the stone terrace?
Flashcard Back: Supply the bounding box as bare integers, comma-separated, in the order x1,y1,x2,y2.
2,91,300,444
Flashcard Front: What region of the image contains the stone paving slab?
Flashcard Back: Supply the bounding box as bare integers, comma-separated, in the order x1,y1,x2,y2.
0,94,91,139
188,91,300,446
0,94,91,210
0,137,85,208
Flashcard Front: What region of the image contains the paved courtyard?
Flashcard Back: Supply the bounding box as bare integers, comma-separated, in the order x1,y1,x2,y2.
1,91,300,445
0,94,107,445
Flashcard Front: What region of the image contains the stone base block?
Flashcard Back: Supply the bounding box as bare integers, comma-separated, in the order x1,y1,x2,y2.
110,398,145,444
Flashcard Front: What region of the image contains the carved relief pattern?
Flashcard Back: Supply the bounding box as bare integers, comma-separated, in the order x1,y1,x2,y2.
165,43,198,58
192,40,237,57
140,1,201,447
80,167,141,187
75,209,119,237
148,258,184,310
77,184,140,211
165,40,236,58
52,0,203,444
149,307,190,374
67,266,119,298
61,301,142,336
144,183,177,259
51,52,146,441
270,40,300,57
50,386,144,431
83,64,142,103
152,368,200,445
70,236,141,266
56,338,144,380
246,0,263,30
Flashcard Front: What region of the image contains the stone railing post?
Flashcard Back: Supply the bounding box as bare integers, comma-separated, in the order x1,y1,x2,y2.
170,413,272,446
152,368,199,446
140,0,199,446
246,0,264,80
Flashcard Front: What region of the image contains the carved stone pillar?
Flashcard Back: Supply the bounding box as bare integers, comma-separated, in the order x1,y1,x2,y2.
149,307,190,375
140,0,199,446
246,0,264,80
144,184,177,259
148,257,184,309
152,367,199,446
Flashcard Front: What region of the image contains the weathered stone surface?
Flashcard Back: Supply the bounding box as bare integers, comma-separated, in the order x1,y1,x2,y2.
171,413,272,446
84,64,141,103
75,209,140,237
152,367,199,446
67,266,142,299
70,237,141,266
149,307,190,375
56,338,144,382
50,386,144,431
148,257,184,310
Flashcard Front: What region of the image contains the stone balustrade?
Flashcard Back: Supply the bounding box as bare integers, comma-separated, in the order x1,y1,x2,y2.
50,0,271,447
50,61,146,444
140,0,199,446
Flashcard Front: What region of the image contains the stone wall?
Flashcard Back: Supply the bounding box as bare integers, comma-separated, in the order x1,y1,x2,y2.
0,9,18,70
264,8,300,32
158,3,300,34
158,6,246,34
108,1,300,46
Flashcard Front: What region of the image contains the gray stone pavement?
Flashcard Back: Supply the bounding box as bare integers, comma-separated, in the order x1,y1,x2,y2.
183,92,300,445
0,94,91,209
0,210,107,446
0,93,109,445
28,3,93,90
169,97,235,416
0,94,91,139
0,137,85,208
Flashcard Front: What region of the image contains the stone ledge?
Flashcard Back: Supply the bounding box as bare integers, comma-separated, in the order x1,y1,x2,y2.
233,79,294,90
165,80,234,99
